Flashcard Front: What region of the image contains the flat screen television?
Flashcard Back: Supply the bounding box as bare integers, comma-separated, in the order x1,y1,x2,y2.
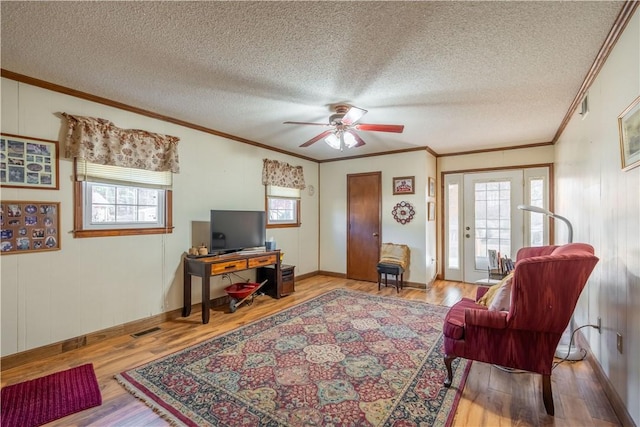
210,210,266,255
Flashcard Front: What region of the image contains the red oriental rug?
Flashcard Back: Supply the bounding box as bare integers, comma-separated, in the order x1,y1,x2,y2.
117,289,470,426
1,363,102,427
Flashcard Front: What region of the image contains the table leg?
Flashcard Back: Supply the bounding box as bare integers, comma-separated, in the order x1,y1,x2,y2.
202,274,211,324
183,261,192,317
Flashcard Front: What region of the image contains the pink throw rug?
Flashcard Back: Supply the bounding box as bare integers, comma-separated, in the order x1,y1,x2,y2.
1,363,102,427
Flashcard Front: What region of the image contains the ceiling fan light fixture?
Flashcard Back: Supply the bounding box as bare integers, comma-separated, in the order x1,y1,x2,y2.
324,133,341,149
343,132,358,148
324,131,358,150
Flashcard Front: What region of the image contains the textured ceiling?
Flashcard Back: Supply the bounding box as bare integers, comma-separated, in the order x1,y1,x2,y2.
0,1,625,161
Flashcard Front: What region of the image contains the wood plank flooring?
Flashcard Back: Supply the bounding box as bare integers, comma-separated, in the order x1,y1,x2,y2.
0,276,621,426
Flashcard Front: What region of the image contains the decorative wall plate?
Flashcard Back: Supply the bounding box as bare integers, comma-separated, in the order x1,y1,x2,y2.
392,201,415,224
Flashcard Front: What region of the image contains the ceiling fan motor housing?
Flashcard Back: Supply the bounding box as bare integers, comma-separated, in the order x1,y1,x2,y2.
328,105,350,125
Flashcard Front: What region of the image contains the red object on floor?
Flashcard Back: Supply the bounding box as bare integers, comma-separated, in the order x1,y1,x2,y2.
1,363,102,427
225,282,262,299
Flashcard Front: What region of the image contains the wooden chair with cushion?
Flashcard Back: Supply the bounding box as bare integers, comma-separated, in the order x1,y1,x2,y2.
377,243,410,292
441,243,599,415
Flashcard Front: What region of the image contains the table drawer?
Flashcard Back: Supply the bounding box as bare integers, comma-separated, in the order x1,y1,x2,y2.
211,260,247,275
248,254,277,268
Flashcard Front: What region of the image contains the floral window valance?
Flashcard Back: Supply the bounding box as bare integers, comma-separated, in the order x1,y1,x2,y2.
262,159,306,190
62,113,180,173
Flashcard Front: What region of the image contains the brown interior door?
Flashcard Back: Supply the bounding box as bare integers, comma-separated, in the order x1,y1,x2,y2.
347,172,381,282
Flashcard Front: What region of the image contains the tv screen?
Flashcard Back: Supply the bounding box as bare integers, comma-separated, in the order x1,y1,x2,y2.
210,210,266,254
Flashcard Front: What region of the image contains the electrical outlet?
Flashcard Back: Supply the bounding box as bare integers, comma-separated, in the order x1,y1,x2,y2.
597,316,602,333
617,333,623,354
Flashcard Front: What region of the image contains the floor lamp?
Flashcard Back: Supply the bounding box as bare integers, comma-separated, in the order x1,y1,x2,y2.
517,204,582,360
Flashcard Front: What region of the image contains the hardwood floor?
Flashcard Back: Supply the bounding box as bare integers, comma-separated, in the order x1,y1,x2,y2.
1,276,621,426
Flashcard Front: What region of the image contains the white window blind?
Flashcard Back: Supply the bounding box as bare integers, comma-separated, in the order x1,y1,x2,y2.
76,160,172,188
266,185,300,198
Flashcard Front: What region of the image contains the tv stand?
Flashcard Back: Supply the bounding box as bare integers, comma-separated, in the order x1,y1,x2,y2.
183,250,281,324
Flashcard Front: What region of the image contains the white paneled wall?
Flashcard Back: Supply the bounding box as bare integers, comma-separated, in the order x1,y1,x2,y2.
0,78,319,356
319,151,437,284
555,10,639,425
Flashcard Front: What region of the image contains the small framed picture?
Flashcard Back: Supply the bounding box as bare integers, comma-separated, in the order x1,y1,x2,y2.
428,177,436,198
428,201,435,221
393,176,415,195
618,95,640,171
1,134,59,190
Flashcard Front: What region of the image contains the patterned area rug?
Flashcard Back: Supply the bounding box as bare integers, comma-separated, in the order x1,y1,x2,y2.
116,289,470,426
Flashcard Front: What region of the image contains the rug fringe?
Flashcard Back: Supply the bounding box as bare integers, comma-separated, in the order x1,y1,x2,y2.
114,374,185,427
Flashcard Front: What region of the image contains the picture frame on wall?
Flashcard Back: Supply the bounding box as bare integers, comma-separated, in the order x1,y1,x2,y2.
618,95,640,171
393,176,415,195
428,177,436,197
0,133,59,190
428,201,435,221
1,200,61,254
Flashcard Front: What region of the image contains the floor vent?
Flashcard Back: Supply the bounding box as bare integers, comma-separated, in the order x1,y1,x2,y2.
131,327,161,338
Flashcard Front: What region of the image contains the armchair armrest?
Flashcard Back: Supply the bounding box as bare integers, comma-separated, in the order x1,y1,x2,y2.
465,307,508,329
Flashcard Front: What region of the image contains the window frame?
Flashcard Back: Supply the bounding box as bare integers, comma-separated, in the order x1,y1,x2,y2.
265,185,301,229
73,182,173,238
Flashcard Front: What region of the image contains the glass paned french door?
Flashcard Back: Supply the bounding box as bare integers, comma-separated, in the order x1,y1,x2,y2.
463,171,524,283
444,167,550,283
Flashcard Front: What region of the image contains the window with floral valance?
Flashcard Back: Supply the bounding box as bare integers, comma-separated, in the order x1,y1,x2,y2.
62,113,180,238
262,159,306,228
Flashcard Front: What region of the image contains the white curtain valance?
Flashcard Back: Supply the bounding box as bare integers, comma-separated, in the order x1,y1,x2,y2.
62,113,180,173
262,159,306,190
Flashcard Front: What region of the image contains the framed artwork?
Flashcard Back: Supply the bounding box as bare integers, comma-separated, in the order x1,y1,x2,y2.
1,201,61,254
428,177,436,197
428,201,435,221
393,176,415,195
618,96,640,171
0,133,59,190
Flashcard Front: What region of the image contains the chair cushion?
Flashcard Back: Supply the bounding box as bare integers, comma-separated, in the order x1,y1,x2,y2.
376,263,404,274
443,298,480,340
477,272,513,308
488,274,513,311
380,243,410,269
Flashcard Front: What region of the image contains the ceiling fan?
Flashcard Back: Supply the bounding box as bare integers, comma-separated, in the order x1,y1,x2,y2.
283,104,404,150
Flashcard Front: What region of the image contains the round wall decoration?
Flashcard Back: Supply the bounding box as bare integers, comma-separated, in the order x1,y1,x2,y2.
392,201,416,224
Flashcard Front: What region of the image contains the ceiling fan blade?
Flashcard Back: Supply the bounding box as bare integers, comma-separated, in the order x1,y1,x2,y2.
299,130,334,147
340,106,367,126
346,130,366,147
283,121,330,126
354,123,404,133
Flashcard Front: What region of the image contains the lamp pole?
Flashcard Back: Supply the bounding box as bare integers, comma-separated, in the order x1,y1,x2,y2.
517,204,582,361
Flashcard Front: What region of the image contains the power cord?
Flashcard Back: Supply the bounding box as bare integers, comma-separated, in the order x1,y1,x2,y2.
552,323,600,369
493,322,600,373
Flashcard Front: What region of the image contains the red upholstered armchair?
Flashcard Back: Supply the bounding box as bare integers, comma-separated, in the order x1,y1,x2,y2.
442,243,599,415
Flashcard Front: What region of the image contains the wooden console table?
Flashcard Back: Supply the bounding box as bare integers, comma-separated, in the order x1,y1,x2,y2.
183,250,281,324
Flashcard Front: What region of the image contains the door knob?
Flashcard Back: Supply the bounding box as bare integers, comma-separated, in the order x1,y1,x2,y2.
373,233,379,237
465,234,470,238
465,226,470,231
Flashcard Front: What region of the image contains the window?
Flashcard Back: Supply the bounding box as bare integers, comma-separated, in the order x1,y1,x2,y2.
84,182,165,228
527,178,545,246
521,167,550,246
74,160,173,237
266,185,300,228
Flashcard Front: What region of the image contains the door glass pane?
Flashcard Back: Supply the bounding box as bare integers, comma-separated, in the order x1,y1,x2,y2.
447,183,459,269
529,178,544,246
474,180,511,270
